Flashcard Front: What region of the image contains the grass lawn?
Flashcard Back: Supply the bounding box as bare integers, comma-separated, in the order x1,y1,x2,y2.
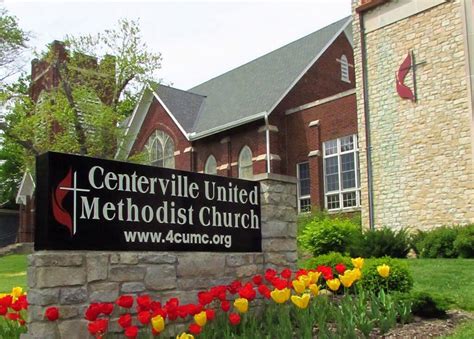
0,254,28,293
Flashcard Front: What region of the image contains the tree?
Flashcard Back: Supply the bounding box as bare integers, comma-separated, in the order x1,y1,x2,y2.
0,18,161,204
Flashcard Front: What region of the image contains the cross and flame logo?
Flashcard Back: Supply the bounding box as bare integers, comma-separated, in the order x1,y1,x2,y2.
51,168,90,236
396,52,415,102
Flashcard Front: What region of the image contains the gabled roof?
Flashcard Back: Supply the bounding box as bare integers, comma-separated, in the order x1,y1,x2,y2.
122,16,352,157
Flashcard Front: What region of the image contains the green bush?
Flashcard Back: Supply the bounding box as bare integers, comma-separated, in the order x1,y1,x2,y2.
418,226,460,258
355,227,411,258
394,292,448,318
301,251,352,269
361,257,413,293
298,213,362,256
454,224,474,258
409,229,427,256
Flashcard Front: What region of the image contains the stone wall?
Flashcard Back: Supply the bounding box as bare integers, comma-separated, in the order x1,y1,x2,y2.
353,0,474,230
24,174,297,338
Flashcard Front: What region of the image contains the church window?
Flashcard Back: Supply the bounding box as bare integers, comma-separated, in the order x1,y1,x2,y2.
340,54,350,83
204,155,217,175
323,135,360,211
297,162,311,212
147,130,175,169
238,146,253,179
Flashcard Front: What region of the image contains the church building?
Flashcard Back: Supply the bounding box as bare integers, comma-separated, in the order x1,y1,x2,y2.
120,17,359,214
353,0,474,229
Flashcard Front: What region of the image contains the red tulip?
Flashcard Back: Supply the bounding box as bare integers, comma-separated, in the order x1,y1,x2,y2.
6,312,19,321
206,308,216,321
265,268,277,282
85,303,101,321
281,268,292,279
45,307,59,321
252,274,263,285
238,283,256,301
227,280,242,294
335,264,346,275
229,312,241,326
136,295,152,310
198,291,214,306
116,295,134,308
189,323,202,335
0,305,7,315
137,311,151,325
99,303,114,315
88,319,108,335
118,313,132,329
221,300,230,312
125,326,138,339
258,284,271,299
0,295,12,308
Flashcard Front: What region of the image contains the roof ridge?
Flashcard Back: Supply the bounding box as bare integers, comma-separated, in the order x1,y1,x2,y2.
189,16,351,92
154,82,207,98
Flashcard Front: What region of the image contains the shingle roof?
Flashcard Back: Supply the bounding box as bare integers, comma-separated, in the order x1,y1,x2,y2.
144,16,351,140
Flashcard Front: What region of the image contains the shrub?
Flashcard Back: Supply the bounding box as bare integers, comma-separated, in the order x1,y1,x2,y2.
301,251,352,269
409,230,427,256
418,226,460,258
356,227,411,258
361,257,413,293
298,214,362,256
394,292,448,319
453,224,474,258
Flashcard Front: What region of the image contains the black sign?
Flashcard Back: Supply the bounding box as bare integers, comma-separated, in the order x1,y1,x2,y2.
35,152,261,252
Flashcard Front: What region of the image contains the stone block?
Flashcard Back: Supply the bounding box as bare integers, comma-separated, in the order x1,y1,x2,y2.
27,288,59,306
261,221,288,238
58,319,89,339
27,267,36,288
109,266,145,282
235,264,258,278
27,322,59,338
177,277,230,291
144,265,177,291
86,253,109,282
264,252,298,269
225,254,254,267
60,287,88,304
262,238,297,252
34,253,84,267
36,267,86,288
177,253,225,278
138,253,177,264
89,282,120,302
121,282,146,293
57,306,80,319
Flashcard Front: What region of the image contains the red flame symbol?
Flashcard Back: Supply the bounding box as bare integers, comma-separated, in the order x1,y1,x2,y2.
52,168,73,235
396,53,415,101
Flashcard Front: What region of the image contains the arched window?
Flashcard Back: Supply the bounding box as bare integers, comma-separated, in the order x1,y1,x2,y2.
204,155,217,175
238,146,253,179
147,130,175,169
340,54,350,83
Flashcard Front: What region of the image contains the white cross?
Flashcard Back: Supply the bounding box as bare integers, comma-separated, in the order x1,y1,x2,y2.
59,171,90,235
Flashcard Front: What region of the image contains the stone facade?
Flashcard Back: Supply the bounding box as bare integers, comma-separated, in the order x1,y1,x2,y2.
353,0,474,229
24,175,297,338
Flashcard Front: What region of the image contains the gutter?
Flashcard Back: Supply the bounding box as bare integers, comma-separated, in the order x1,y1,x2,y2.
359,12,375,230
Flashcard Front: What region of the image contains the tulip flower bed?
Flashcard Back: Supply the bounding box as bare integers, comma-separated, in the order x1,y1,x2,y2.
0,257,418,338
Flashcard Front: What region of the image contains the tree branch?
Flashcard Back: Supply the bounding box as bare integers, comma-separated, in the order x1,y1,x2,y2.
0,122,39,156
113,74,134,108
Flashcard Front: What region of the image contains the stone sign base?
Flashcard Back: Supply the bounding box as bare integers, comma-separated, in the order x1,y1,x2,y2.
24,174,297,338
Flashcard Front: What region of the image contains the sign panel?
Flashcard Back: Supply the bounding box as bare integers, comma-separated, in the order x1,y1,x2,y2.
35,152,261,252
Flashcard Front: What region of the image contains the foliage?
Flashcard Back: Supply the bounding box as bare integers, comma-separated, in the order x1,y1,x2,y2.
453,224,474,258
394,292,447,319
354,227,411,258
417,226,460,258
0,18,161,203
409,229,427,256
0,8,29,83
301,251,352,269
445,320,474,339
361,257,413,293
298,213,362,256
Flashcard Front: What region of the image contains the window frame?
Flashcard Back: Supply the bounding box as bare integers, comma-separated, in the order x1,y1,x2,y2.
296,162,311,213
204,154,217,175
322,134,360,211
238,146,253,180
340,54,350,83
146,130,175,169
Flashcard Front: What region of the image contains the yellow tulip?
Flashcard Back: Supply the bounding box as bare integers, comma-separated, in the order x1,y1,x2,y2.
298,275,311,287
308,271,321,284
292,279,306,294
377,264,390,278
291,293,310,309
352,268,362,281
351,257,364,269
233,298,249,313
270,288,291,304
11,287,23,299
326,278,341,292
151,315,165,333
176,333,195,339
339,273,355,288
309,284,320,296
194,311,207,326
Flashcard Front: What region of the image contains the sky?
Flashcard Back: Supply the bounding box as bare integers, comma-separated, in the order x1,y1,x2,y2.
4,0,351,90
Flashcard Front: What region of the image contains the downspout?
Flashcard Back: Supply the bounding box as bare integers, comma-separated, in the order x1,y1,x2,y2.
264,114,271,173
359,13,375,230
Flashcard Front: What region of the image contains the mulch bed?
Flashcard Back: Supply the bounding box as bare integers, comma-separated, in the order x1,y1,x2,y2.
374,310,474,338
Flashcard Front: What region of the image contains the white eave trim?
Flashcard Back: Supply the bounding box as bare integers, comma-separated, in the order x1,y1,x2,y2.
16,172,35,205
149,85,191,141
286,88,356,115
189,111,267,140
267,17,353,116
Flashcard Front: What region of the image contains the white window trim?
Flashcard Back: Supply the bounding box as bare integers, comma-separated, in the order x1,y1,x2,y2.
238,146,253,179
323,135,360,211
204,154,217,175
340,54,351,83
296,162,311,213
